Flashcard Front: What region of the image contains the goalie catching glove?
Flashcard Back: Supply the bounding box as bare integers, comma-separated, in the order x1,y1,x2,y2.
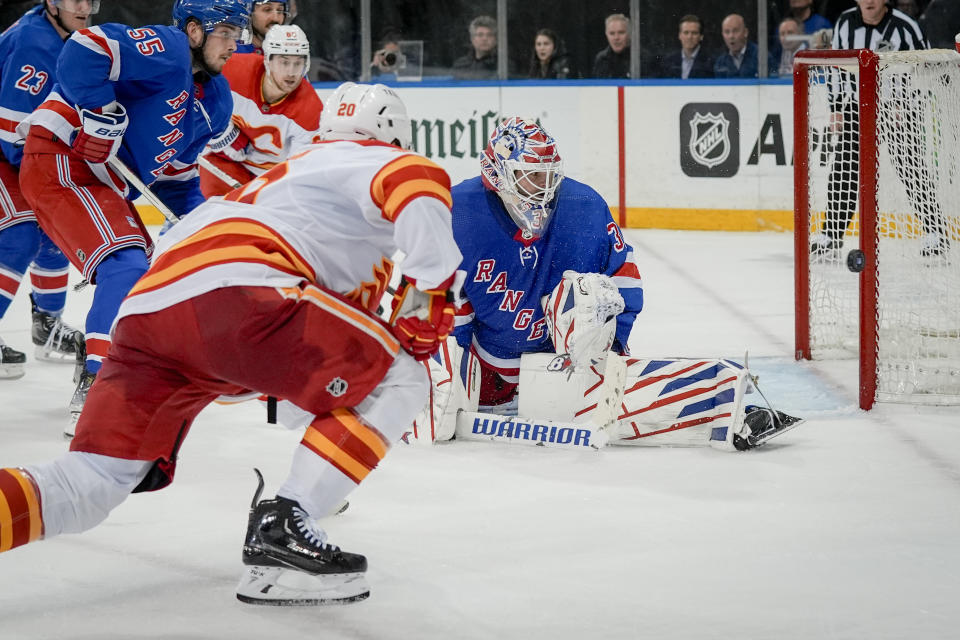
542,271,624,368
389,276,456,361
72,103,128,164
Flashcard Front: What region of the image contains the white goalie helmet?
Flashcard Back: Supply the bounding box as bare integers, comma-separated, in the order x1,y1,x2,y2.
318,82,411,149
480,117,564,239
263,24,310,76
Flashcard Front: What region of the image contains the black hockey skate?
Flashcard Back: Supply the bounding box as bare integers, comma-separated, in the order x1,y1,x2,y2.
0,340,26,379
31,295,83,363
733,405,804,451
237,469,369,606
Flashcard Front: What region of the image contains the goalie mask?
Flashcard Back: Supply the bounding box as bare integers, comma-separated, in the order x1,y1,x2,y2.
480,117,564,239
318,82,411,149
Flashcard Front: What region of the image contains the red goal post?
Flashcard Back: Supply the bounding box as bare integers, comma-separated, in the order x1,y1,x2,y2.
793,48,960,410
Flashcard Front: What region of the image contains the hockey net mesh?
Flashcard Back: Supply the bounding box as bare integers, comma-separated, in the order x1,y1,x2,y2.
802,50,960,404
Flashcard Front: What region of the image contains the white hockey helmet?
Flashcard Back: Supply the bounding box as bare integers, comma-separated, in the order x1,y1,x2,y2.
318,82,411,149
263,24,310,76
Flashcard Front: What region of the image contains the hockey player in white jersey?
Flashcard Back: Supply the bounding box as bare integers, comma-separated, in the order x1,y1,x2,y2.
0,83,463,606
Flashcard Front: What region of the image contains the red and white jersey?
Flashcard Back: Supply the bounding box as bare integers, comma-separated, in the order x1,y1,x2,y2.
213,53,323,175
118,140,463,323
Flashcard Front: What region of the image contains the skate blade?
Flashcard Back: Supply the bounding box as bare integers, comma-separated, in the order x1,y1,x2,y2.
329,499,349,517
0,364,26,379
64,412,79,439
747,415,805,448
236,565,369,606
34,346,76,363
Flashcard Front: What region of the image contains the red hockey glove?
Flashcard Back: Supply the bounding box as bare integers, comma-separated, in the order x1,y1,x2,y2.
72,104,128,164
389,279,456,361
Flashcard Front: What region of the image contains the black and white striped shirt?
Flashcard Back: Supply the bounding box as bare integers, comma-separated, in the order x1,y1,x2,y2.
831,6,930,52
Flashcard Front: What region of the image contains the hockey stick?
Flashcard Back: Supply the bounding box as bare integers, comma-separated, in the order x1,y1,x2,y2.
107,157,179,225
198,154,243,190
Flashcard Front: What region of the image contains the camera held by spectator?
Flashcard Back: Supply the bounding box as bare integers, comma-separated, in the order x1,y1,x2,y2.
373,47,405,72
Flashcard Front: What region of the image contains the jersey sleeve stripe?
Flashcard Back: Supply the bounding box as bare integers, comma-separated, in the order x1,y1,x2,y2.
381,178,454,222
72,27,121,82
611,260,643,287
0,107,29,134
370,154,452,221
16,93,81,142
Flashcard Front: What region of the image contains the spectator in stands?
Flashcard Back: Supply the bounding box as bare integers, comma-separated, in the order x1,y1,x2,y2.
657,14,715,79
453,15,498,80
789,0,833,33
777,17,808,76
592,13,631,78
528,29,573,79
918,0,960,49
370,29,403,80
714,13,777,78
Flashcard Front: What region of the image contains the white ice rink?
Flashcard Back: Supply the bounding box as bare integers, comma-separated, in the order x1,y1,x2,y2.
2,228,959,640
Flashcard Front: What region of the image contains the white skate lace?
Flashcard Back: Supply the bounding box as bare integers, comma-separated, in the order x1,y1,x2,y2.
292,506,336,550
42,317,78,354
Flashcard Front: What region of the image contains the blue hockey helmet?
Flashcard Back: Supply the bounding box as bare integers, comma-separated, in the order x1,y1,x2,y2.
172,0,251,33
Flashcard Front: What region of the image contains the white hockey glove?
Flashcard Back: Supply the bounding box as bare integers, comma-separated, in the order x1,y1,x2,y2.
207,122,251,162
72,103,128,164
542,271,624,369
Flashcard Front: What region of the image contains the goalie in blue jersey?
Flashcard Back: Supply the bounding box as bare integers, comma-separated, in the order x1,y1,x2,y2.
411,117,802,451
450,117,644,410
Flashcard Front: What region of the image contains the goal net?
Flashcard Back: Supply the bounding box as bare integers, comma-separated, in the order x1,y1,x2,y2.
794,49,960,409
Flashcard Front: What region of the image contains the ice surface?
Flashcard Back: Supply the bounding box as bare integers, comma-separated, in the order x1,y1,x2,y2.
1,229,958,640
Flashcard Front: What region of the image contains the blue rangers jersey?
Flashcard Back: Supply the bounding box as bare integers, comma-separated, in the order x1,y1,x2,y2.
0,5,63,167
451,176,644,379
17,23,233,217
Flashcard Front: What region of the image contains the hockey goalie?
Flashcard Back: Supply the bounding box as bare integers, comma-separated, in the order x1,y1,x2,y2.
410,117,802,451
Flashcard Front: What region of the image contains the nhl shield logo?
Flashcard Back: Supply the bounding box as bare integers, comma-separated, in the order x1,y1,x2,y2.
679,102,740,178
689,112,731,169
326,377,348,397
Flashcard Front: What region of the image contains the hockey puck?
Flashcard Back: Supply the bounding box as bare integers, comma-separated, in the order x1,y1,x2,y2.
847,249,865,273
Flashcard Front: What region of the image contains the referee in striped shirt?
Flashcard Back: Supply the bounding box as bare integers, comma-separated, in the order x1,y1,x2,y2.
813,0,948,258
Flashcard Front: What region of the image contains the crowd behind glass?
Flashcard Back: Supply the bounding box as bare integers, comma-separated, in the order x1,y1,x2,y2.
2,0,957,81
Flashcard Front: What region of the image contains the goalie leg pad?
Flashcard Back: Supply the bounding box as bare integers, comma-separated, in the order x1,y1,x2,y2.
409,340,479,443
